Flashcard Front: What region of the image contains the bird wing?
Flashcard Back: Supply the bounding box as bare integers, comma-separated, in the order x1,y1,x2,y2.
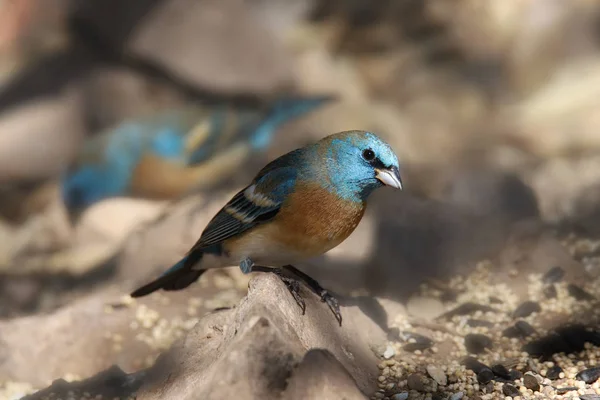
191,155,300,250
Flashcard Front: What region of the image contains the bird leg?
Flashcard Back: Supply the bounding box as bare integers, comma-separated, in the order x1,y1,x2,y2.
251,265,306,314
282,265,342,326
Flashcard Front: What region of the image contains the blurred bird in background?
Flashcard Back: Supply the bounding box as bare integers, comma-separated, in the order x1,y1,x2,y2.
61,95,334,212
131,130,403,326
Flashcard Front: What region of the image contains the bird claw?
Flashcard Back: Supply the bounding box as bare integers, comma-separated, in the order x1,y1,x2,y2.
281,277,306,314
320,290,342,326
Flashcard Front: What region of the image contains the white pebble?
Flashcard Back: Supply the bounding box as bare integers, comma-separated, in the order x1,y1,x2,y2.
383,345,396,359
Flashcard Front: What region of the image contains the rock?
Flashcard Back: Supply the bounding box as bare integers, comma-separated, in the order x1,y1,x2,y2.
466,319,494,328
439,302,496,319
491,364,511,380
543,284,557,299
512,301,541,318
567,283,595,301
476,369,494,384
542,266,565,284
406,296,445,320
402,342,432,352
523,373,540,391
407,373,425,392
462,357,490,374
76,198,168,245
580,395,600,400
449,392,464,400
426,365,447,386
464,334,493,354
502,320,537,338
546,365,563,380
509,369,523,381
3,273,388,398
282,349,368,400
576,366,600,384
128,0,293,95
0,88,85,183
391,393,408,400
382,345,395,359
502,383,520,397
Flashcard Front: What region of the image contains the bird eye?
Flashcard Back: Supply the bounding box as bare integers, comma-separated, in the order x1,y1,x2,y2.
362,149,375,161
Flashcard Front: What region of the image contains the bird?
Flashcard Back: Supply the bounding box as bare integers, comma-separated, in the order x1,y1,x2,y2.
61,95,333,211
130,130,402,325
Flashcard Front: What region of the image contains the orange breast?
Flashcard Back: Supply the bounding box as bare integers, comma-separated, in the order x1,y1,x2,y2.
236,182,366,258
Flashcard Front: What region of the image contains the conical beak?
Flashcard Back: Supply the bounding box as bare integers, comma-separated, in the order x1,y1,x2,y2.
375,166,402,189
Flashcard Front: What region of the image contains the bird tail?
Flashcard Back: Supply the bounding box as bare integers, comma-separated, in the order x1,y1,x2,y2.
249,95,336,150
130,253,206,297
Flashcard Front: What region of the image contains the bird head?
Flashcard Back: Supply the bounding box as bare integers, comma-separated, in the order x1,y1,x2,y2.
315,130,402,201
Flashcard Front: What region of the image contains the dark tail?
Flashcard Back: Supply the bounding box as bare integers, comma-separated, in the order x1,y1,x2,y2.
130,254,206,297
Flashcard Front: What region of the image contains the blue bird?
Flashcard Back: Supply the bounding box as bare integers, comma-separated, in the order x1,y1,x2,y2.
61,96,333,211
131,130,402,325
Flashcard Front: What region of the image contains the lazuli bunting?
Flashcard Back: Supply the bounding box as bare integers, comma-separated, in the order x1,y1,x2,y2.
61,96,333,211
131,130,402,325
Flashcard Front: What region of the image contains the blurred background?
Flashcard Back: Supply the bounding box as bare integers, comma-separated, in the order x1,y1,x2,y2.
2,0,600,395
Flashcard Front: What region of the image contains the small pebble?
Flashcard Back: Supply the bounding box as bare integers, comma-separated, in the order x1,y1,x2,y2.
509,369,523,381
466,319,494,328
440,302,496,319
449,392,464,400
502,383,520,397
407,373,425,392
515,320,537,337
576,366,600,384
542,266,565,284
383,345,395,359
543,285,557,299
523,373,540,391
426,365,447,386
391,393,409,400
477,368,495,384
464,334,493,354
491,364,511,380
403,342,431,352
568,284,595,301
513,301,541,318
462,357,490,374
546,365,563,380
580,395,600,400
555,386,578,394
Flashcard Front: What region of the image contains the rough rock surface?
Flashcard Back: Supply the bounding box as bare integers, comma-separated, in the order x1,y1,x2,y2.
14,273,388,399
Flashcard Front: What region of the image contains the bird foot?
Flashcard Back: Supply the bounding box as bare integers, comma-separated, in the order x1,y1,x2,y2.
279,275,306,315
319,289,342,326
251,265,342,326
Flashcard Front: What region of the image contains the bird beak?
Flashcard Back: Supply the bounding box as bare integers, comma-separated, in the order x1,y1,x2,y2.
375,166,402,189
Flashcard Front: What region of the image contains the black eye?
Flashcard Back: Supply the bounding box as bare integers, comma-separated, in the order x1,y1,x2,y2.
362,149,375,161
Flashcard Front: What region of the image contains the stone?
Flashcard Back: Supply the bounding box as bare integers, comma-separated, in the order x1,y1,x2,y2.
406,296,445,320
542,266,565,284
502,383,520,397
512,301,541,318
523,373,540,391
12,274,388,398
426,365,447,386
382,345,395,359
0,88,85,183
546,365,563,380
464,334,493,354
576,366,600,384
407,373,425,392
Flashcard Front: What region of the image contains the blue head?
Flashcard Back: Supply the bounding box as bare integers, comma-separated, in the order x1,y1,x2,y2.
309,130,402,202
